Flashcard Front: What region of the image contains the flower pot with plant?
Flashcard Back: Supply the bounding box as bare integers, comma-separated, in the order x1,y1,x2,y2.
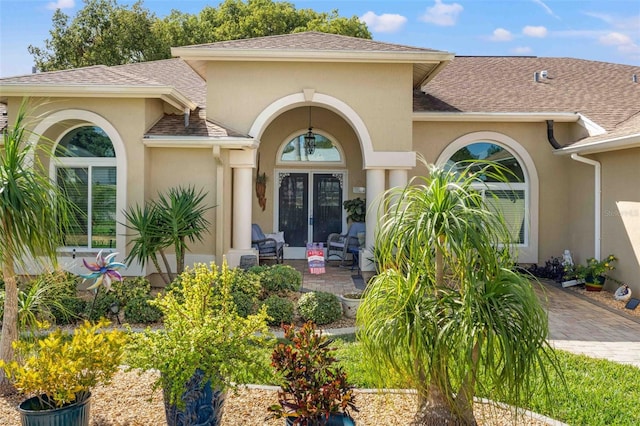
575,254,617,292
342,198,366,224
339,293,364,319
0,319,126,426
126,262,273,426
268,321,357,426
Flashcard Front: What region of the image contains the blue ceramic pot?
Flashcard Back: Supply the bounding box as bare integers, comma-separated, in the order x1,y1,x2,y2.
18,393,90,426
163,369,226,426
285,413,356,426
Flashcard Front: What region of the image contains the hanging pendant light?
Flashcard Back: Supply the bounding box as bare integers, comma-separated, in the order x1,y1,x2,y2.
304,106,316,155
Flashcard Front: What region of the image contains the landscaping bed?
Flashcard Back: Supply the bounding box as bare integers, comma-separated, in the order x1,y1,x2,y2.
0,369,551,425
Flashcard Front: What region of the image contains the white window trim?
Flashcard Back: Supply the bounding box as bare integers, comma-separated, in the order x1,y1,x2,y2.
436,131,539,264
276,129,346,167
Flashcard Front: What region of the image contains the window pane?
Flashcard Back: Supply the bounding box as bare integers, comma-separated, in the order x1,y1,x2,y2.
485,190,525,244
56,126,115,158
57,168,88,247
281,134,341,162
92,167,117,248
448,142,524,182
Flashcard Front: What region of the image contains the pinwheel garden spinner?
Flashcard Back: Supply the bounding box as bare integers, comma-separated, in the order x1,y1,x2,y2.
81,250,126,291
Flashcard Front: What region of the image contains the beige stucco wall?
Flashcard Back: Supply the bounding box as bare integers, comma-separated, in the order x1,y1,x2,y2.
147,147,218,255
412,120,576,264
597,149,640,293
206,61,414,152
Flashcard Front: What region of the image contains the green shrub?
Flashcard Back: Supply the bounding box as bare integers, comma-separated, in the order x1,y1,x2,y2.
297,291,342,325
261,295,294,326
85,276,156,322
124,296,163,323
233,291,256,318
258,265,302,296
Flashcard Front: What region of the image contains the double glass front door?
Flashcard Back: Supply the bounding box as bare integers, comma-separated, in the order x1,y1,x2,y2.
277,171,344,256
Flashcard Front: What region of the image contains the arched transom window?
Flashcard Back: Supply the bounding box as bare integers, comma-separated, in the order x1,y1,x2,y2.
55,126,117,249
278,132,343,165
445,142,528,245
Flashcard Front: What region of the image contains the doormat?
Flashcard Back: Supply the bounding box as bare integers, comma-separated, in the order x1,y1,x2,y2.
625,298,640,310
351,275,366,290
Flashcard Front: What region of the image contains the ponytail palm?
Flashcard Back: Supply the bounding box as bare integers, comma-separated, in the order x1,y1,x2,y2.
0,101,72,390
357,159,559,425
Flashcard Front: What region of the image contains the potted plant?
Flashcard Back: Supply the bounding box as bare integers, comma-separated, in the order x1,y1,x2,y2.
268,321,357,425
126,262,273,426
342,198,366,223
0,319,126,426
576,254,617,291
339,292,364,319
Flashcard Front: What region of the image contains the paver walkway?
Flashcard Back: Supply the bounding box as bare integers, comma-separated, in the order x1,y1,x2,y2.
289,259,640,368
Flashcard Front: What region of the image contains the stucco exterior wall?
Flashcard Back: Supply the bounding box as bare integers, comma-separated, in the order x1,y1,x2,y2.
206,61,414,152
412,120,575,264
598,149,640,293
147,147,218,255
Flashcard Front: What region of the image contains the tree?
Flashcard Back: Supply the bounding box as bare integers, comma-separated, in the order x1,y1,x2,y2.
0,101,73,391
357,158,561,425
123,186,212,284
30,0,372,72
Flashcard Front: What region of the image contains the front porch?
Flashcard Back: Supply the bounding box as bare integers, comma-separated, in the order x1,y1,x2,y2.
284,259,374,295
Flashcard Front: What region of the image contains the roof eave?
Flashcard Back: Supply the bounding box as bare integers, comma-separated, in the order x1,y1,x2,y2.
171,47,453,64
0,85,196,111
554,133,640,155
412,111,580,122
142,135,257,149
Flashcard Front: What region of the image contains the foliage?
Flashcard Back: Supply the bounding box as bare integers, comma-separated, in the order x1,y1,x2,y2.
1,100,75,387
232,291,256,318
85,276,157,322
297,291,342,325
357,159,561,424
0,319,126,409
268,322,357,424
125,262,273,408
342,293,363,299
251,264,302,296
261,295,294,326
123,185,212,284
30,0,371,71
342,198,366,223
573,254,617,280
124,296,162,323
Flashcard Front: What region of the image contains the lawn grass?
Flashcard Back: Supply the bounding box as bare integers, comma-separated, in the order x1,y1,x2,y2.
326,335,640,426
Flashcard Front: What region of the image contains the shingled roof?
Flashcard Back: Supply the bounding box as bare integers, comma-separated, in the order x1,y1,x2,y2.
181,31,440,53
416,56,640,132
146,108,247,138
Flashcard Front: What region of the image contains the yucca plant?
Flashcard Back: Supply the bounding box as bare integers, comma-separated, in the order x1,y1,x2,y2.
357,158,562,425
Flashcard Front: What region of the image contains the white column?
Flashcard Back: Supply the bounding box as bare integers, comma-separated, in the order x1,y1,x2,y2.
232,166,253,249
362,168,386,271
388,169,408,190
226,149,257,267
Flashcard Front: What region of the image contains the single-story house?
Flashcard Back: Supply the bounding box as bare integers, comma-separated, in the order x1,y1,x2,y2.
1,32,639,293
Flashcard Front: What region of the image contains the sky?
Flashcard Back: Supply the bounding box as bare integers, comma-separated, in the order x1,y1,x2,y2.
0,0,638,78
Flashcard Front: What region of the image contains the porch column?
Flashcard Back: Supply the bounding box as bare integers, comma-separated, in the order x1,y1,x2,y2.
388,169,408,190
227,149,257,267
362,168,386,271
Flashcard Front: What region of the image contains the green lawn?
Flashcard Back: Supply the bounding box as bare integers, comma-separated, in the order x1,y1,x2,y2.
325,335,640,426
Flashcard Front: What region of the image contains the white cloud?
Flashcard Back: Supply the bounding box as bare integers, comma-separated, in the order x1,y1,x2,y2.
532,0,560,20
599,32,633,46
360,11,407,33
490,28,513,42
47,0,74,10
419,0,463,27
584,11,640,32
512,46,533,55
523,26,548,38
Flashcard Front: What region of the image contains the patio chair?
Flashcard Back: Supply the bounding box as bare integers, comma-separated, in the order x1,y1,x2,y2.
251,223,285,264
326,222,365,266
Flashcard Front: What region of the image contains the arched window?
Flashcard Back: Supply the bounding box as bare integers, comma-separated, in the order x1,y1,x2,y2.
277,131,344,165
55,126,117,249
445,142,527,245
437,131,539,264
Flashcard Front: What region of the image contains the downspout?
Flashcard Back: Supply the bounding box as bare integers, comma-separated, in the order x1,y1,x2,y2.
546,120,601,260
570,154,601,260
